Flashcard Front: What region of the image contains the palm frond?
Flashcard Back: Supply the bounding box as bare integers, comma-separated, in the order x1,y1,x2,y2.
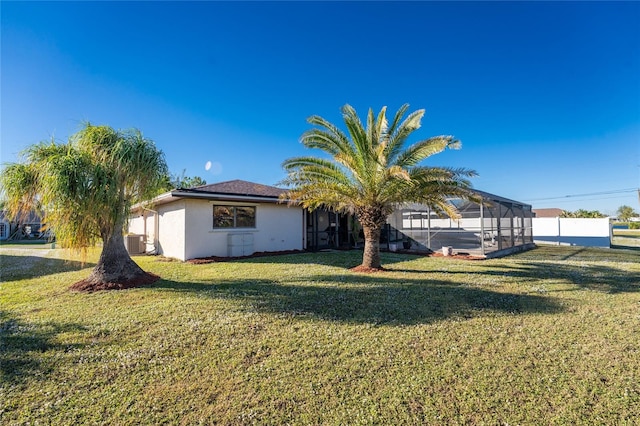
282,103,475,218
0,123,167,251
282,157,351,188
341,104,371,165
393,135,459,168
0,163,41,223
384,107,422,153
301,118,352,157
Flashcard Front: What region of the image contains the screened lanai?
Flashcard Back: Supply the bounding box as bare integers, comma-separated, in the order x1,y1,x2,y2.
385,190,534,257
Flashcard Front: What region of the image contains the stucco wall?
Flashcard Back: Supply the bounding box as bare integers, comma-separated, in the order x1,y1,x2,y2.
128,215,145,235
129,198,304,261
183,199,303,260
252,202,304,254
184,199,222,259
157,200,186,260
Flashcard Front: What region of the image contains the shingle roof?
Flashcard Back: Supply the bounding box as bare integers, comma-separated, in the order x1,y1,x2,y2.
533,208,564,218
177,179,286,199
0,210,43,223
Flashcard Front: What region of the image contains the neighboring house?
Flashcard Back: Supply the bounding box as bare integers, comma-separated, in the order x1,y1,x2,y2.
128,180,305,260
129,180,536,260
533,208,564,218
0,211,10,240
0,210,46,241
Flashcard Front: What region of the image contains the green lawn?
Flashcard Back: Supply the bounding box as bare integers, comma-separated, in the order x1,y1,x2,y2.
1,246,639,425
612,229,640,248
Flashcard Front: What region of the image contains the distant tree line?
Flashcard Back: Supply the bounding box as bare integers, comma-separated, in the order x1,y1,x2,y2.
558,205,639,220
560,209,606,218
160,169,206,191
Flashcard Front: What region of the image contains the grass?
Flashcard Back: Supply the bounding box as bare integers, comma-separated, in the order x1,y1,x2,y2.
1,246,639,424
0,240,54,247
611,228,640,248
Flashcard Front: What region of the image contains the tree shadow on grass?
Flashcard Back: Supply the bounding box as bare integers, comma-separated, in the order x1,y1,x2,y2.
384,245,640,294
456,261,640,294
0,254,94,282
0,311,87,384
222,250,421,269
151,274,563,326
514,246,640,264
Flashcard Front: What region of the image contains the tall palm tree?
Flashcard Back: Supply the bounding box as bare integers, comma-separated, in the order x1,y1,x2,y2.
0,124,168,290
282,104,477,270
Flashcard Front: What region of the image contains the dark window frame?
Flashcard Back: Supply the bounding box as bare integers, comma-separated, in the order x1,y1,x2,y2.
213,205,256,229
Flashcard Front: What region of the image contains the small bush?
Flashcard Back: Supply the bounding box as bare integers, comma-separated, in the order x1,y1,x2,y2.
629,222,640,229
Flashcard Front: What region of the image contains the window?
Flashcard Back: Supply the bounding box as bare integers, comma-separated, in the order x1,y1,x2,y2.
213,205,256,228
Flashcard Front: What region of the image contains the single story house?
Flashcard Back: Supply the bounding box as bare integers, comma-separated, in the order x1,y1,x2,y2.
128,180,305,260
128,179,535,261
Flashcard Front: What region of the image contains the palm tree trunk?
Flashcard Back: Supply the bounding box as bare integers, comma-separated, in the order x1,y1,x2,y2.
70,216,158,291
86,230,147,285
356,205,389,270
361,225,382,269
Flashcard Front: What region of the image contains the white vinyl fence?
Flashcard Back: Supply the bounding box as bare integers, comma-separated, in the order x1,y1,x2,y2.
532,218,611,248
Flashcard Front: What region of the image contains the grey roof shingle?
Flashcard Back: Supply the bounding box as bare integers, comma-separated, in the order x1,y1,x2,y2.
178,179,286,199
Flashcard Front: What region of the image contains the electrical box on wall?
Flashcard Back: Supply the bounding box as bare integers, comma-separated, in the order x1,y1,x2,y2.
227,233,254,256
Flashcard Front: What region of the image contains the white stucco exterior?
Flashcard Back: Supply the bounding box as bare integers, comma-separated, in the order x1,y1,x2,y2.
129,197,303,261
183,199,304,259
157,200,187,259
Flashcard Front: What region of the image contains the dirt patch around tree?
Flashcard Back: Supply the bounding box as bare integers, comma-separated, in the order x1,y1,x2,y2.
69,272,160,292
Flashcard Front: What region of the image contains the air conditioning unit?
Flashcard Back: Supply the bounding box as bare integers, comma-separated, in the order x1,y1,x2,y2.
124,234,145,255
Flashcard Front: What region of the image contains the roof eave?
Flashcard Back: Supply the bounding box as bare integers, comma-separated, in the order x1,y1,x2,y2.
170,190,284,203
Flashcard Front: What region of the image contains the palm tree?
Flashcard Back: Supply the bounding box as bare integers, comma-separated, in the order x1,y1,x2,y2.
616,205,638,222
282,104,476,270
0,124,168,290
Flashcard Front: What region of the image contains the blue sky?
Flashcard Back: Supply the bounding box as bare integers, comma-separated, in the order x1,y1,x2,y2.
2,1,639,215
